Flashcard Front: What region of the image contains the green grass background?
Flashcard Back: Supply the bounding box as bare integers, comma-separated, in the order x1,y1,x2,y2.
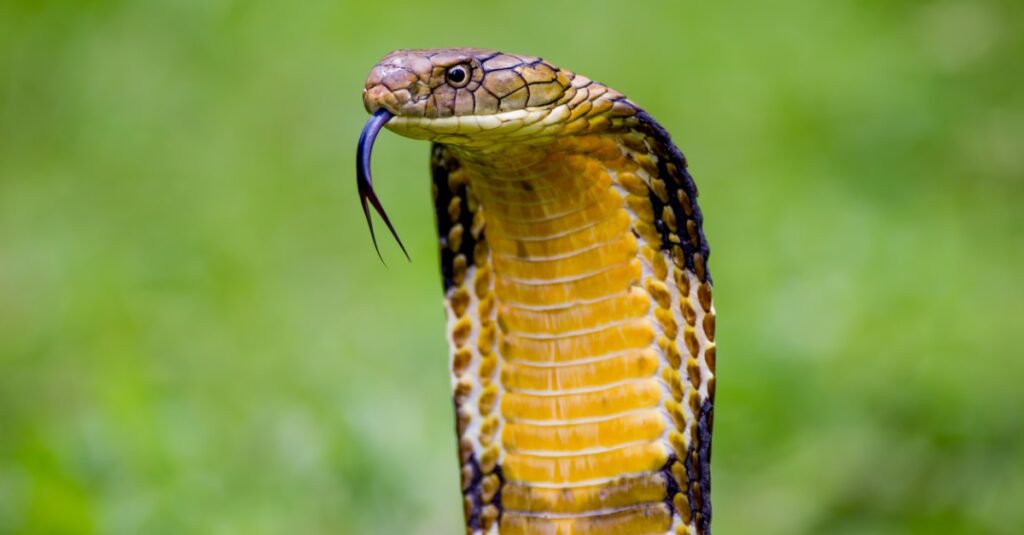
2,1,1022,533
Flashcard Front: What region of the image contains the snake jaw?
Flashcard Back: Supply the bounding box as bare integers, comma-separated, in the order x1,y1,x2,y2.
356,107,410,263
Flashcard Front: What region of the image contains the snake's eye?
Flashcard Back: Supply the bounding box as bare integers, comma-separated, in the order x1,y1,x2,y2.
445,64,470,87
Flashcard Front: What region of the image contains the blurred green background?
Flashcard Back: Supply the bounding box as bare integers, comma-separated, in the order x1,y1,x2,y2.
2,0,1022,533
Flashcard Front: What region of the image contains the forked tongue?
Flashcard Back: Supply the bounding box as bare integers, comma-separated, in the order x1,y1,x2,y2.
356,108,409,263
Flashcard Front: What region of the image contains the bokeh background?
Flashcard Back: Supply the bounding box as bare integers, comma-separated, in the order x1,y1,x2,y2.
2,0,1022,533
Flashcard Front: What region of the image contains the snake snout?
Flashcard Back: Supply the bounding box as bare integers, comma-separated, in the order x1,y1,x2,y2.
363,57,432,116
362,84,399,115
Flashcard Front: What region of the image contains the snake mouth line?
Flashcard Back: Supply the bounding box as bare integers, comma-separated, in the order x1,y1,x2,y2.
357,108,410,263
382,104,571,143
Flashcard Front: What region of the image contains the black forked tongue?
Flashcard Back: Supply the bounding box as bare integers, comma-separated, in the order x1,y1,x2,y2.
356,108,409,263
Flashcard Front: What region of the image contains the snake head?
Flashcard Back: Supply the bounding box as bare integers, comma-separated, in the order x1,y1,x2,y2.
356,48,636,262
356,48,581,262
362,48,578,144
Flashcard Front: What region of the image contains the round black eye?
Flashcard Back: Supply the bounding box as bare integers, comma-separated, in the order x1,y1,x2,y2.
446,65,469,87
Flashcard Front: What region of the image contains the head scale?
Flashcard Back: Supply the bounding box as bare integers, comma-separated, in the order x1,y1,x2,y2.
363,48,575,131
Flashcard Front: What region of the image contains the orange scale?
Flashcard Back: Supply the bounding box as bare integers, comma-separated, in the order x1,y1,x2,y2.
502,441,669,484
501,409,665,453
477,178,608,210
488,209,632,258
488,190,622,235
494,259,642,309
500,503,673,535
497,288,648,336
500,320,654,363
501,472,669,514
491,235,639,285
480,186,612,221
501,348,660,393
500,379,662,421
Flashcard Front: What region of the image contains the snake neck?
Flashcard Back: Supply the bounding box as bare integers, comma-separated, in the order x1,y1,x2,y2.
439,132,714,535
452,135,626,226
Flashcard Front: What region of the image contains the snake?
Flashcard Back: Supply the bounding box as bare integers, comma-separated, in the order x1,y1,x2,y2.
357,48,716,535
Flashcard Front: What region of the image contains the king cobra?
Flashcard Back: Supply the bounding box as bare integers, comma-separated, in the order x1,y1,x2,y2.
357,49,716,535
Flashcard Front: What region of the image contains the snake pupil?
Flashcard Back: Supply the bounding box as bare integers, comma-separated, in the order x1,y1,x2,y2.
446,65,467,85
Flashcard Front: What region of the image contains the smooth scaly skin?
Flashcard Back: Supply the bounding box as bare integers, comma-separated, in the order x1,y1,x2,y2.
361,49,716,535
